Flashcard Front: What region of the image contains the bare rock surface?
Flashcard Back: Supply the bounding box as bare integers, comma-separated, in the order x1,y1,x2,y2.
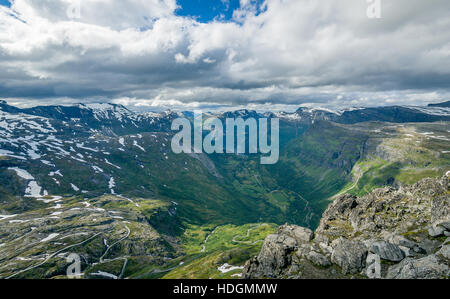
243,176,450,279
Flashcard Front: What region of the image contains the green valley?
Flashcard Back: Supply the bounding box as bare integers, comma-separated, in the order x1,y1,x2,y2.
1,102,449,279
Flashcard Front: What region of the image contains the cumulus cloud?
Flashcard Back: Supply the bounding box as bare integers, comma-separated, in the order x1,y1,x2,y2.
0,0,449,111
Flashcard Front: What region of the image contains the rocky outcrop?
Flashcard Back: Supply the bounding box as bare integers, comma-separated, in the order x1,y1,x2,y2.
386,255,449,279
243,175,450,279
331,238,368,274
370,241,405,262
243,225,313,278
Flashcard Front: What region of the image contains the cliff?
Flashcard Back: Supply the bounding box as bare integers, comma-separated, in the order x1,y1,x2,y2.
243,175,450,279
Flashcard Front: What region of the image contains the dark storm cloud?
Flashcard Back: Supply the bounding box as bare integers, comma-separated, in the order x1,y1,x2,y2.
0,0,449,110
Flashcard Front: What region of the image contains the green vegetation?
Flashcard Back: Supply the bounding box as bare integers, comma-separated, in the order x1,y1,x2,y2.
1,119,449,279
341,123,450,196
161,223,278,279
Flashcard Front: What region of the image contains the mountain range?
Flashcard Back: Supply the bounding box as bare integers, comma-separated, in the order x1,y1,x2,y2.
0,100,449,279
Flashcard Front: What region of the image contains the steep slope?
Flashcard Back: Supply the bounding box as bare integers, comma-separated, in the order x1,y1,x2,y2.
0,194,180,279
0,101,178,136
243,175,450,279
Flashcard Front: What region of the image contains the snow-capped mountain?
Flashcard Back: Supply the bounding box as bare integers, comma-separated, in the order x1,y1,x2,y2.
0,101,182,136
1,100,449,165
275,104,450,124
0,100,449,279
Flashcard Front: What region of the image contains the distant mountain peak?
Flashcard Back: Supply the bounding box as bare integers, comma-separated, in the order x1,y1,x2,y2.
297,106,338,113
428,101,450,108
78,102,130,112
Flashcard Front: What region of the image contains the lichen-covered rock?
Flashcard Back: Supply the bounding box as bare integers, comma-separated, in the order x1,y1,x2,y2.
430,176,450,227
437,245,450,259
439,222,450,231
387,234,417,249
242,233,297,278
331,237,368,274
428,225,445,237
370,241,405,262
387,255,449,279
278,225,314,243
244,176,449,279
307,251,331,267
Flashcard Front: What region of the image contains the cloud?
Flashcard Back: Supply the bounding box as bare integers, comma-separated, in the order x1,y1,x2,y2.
0,0,449,110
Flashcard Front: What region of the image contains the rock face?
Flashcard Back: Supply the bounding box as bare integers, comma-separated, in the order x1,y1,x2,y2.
438,245,450,259
331,238,368,274
242,225,314,278
244,233,297,278
243,176,450,279
370,241,405,262
307,251,331,267
279,225,314,243
387,255,449,279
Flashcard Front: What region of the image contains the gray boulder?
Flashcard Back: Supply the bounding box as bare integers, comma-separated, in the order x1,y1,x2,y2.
428,225,445,238
388,235,417,249
399,246,414,257
430,179,450,227
413,246,427,255
371,241,405,262
437,245,450,259
242,233,297,278
439,222,450,231
307,251,331,267
279,225,314,243
331,238,368,275
387,255,449,279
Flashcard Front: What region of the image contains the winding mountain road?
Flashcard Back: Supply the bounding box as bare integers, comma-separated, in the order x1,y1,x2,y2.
232,224,265,245
6,232,102,279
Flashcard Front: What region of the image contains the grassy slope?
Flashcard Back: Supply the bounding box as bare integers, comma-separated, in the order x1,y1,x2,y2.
161,223,278,279
264,121,369,228
2,121,449,279
343,122,450,196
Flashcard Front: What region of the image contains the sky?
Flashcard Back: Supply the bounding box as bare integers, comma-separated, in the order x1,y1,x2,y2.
176,0,243,22
0,0,449,111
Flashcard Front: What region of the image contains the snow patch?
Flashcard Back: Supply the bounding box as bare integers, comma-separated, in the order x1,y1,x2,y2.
49,170,63,177
25,181,43,198
92,166,104,173
109,177,116,194
217,263,244,274
109,177,116,189
133,140,146,152
0,214,17,221
8,167,35,180
41,160,56,167
71,183,80,192
40,233,60,243
105,159,121,169
118,137,125,146
0,149,26,160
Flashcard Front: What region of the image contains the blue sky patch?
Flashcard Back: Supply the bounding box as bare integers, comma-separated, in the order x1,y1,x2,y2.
0,1,266,23
176,0,264,23
0,0,11,7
